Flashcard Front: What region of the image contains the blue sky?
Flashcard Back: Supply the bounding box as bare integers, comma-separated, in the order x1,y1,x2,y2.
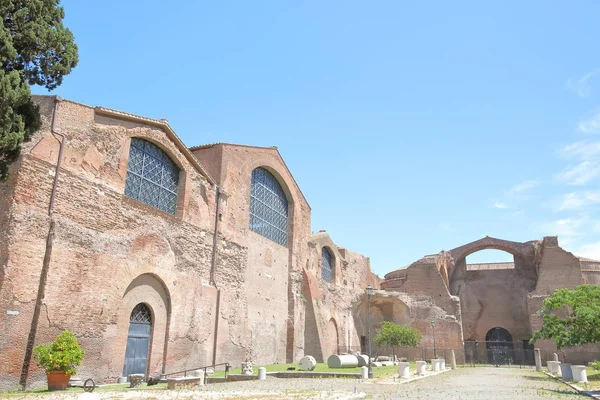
37,1,600,277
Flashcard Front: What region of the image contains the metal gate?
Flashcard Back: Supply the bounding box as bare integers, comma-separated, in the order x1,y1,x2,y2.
123,303,152,377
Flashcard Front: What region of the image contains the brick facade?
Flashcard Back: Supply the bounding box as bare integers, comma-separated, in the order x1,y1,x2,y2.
1,96,598,390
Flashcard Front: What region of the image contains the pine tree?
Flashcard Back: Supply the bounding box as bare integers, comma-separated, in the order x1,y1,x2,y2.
1,0,78,181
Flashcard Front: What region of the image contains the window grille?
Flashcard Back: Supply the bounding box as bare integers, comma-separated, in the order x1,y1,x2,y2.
130,303,152,324
125,138,179,214
322,247,333,283
249,167,288,246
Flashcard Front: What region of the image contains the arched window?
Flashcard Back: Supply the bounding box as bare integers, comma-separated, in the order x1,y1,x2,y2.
125,138,179,214
250,167,288,246
322,247,333,283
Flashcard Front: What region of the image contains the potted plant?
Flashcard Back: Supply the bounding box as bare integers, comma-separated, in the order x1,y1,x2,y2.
33,331,85,391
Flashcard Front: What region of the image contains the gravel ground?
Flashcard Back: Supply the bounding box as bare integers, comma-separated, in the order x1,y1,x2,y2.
3,367,581,399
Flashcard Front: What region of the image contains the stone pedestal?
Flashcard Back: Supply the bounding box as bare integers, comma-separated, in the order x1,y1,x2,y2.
398,362,410,379
534,348,542,372
190,370,205,385
241,362,253,376
431,359,440,372
440,360,446,370
450,350,457,370
258,367,267,380
560,363,573,381
571,365,587,383
547,361,561,375
361,366,369,379
416,361,427,375
167,377,203,390
299,356,317,371
128,374,144,388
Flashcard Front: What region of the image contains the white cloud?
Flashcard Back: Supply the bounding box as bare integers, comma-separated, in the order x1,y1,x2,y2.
555,191,600,211
578,112,600,134
556,142,600,185
573,241,600,260
555,161,600,185
492,201,509,209
561,141,600,160
537,216,587,237
566,69,600,97
508,180,539,194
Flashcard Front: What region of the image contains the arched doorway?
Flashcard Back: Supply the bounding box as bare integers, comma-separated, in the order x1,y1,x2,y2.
326,318,339,357
123,303,153,377
485,327,513,365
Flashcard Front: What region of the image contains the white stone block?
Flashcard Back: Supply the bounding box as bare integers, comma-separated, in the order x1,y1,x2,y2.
416,361,427,375
361,366,369,379
398,362,410,379
560,363,573,381
299,355,317,371
571,365,587,383
258,367,267,380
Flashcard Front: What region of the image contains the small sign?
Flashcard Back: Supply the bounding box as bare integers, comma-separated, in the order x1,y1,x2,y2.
6,310,19,316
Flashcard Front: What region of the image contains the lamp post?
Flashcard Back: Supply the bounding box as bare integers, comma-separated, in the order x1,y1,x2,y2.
366,285,373,378
431,320,437,359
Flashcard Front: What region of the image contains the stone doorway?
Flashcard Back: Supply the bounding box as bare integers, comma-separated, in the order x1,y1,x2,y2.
123,303,153,377
485,327,513,365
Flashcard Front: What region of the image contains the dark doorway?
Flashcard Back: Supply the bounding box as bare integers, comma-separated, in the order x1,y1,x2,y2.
485,327,513,365
123,303,152,378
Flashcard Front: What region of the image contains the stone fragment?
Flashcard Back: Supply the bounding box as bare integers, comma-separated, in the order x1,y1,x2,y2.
398,362,410,379
258,367,267,380
327,354,359,368
298,355,317,371
241,362,253,376
128,374,144,388
416,361,427,375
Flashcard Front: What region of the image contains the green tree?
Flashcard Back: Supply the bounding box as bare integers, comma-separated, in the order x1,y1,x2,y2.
531,285,600,349
1,0,78,181
373,321,422,358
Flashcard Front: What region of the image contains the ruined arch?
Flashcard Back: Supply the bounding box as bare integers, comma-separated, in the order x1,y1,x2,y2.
325,318,339,359
448,238,538,343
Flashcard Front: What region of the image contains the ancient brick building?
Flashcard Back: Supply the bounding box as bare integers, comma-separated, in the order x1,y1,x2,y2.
382,236,600,364
0,96,379,390
1,96,598,390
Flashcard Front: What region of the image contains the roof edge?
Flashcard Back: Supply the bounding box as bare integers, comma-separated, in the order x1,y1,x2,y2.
95,106,215,185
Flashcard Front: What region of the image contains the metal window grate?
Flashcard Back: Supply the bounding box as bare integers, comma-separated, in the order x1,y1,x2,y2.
249,168,288,246
322,247,333,283
130,303,152,324
125,138,179,214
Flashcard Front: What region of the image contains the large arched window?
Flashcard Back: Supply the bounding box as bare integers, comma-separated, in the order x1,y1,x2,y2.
125,138,179,214
250,167,288,246
322,247,333,283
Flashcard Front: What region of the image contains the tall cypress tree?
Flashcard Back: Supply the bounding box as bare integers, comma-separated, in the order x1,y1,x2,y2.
1,0,78,181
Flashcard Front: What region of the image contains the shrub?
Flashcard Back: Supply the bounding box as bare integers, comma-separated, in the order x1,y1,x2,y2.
33,331,85,375
591,361,600,371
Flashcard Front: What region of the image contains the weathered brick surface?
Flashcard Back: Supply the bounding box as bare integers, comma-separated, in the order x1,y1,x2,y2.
4,96,598,390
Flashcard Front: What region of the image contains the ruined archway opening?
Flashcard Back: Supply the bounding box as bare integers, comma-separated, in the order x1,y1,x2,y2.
485,327,513,365
465,249,515,271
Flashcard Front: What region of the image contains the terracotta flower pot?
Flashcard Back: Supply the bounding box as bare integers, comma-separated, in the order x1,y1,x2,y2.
47,370,71,391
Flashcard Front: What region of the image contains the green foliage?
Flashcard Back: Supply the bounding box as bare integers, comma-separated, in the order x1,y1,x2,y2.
373,321,422,357
531,285,600,349
591,361,600,371
33,331,85,375
0,0,78,181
